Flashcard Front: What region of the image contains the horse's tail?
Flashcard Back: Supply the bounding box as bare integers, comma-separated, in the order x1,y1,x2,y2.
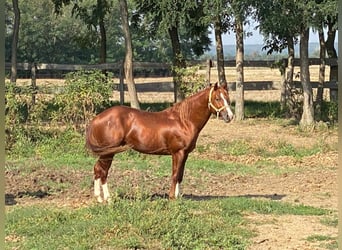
85,123,130,157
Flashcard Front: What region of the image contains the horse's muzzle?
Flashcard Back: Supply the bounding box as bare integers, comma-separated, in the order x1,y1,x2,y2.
221,107,234,123
222,112,233,123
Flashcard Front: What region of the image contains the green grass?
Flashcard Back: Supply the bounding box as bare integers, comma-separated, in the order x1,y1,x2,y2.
6,197,330,250
306,234,338,250
212,137,333,159
5,117,338,249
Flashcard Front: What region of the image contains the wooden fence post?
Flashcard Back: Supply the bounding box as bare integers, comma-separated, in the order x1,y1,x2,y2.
31,62,37,105
206,59,212,85
119,60,125,105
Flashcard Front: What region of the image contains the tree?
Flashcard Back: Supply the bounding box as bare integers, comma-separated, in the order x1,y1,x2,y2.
202,0,230,84
315,24,325,119
52,0,111,63
299,27,314,126
10,0,20,84
297,0,318,126
321,0,338,102
119,0,140,109
134,0,211,102
231,0,253,121
253,0,301,117
5,0,100,63
214,17,227,83
234,16,244,121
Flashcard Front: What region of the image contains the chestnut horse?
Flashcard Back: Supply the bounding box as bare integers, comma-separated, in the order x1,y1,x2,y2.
85,82,234,202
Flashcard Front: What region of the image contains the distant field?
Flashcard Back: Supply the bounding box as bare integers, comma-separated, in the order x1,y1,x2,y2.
12,65,332,103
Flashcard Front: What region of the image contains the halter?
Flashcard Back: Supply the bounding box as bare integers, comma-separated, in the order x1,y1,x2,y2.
208,87,230,119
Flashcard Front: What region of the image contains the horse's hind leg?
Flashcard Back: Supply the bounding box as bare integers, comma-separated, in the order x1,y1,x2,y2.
94,154,114,203
169,151,188,199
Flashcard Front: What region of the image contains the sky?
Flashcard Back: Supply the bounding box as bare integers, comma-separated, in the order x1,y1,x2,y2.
209,22,339,46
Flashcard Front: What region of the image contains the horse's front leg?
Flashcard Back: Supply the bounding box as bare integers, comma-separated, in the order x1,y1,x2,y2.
169,151,188,199
94,154,114,203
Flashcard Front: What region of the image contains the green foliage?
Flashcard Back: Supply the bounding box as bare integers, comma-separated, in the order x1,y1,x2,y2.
6,0,99,64
51,70,113,130
173,65,207,96
5,83,50,152
321,101,338,124
244,100,283,118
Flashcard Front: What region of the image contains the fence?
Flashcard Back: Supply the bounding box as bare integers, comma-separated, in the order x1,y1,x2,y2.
5,58,338,103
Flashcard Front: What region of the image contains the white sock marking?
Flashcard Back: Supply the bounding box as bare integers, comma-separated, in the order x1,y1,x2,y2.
102,183,110,202
94,179,103,203
175,182,181,198
94,179,101,197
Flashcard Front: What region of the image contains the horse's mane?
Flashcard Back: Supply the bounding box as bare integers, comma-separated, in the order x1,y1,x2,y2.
168,87,209,121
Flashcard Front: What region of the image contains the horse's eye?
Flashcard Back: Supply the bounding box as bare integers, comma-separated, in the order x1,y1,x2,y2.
215,98,220,101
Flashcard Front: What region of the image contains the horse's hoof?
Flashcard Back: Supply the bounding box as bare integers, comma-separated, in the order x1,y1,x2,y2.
96,196,103,203
104,198,112,204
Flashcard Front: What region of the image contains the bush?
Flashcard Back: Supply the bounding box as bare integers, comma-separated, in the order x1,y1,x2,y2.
51,70,113,131
321,101,338,124
173,65,207,97
5,84,30,151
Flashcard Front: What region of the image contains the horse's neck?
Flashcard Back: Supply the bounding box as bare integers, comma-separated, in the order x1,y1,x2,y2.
177,89,211,131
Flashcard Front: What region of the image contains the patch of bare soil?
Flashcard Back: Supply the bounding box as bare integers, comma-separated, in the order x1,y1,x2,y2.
198,119,338,250
246,214,337,250
5,119,338,249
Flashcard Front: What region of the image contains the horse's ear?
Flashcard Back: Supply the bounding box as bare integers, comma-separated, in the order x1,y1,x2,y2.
213,82,219,90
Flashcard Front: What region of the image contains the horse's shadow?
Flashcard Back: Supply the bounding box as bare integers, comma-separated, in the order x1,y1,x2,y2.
151,193,286,201
5,191,286,206
5,190,50,206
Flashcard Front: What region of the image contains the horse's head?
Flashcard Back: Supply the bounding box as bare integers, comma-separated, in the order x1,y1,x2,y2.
208,81,234,123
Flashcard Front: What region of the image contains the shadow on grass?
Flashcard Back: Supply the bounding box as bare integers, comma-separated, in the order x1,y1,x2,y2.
150,193,286,201
5,191,285,206
183,193,286,201
5,190,50,206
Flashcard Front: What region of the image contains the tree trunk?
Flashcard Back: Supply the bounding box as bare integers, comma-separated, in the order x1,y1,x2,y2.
325,21,337,58
325,20,337,102
235,19,244,121
315,26,325,120
119,0,140,109
99,16,107,64
168,26,186,102
214,17,226,84
286,37,295,86
279,59,286,111
299,28,314,126
283,36,296,117
10,0,20,84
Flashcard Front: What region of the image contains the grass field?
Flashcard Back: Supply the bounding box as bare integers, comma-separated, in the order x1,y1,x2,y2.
5,65,338,249
5,117,338,249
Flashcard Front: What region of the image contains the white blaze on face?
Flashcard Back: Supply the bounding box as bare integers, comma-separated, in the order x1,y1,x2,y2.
220,93,234,120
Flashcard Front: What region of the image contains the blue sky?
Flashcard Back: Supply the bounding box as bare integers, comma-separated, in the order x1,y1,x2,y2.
209,23,339,45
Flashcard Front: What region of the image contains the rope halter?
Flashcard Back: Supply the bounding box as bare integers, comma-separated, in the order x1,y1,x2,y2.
208,87,230,119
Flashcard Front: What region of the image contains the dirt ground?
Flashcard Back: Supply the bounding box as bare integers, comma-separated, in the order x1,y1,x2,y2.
6,72,338,249
5,117,338,250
